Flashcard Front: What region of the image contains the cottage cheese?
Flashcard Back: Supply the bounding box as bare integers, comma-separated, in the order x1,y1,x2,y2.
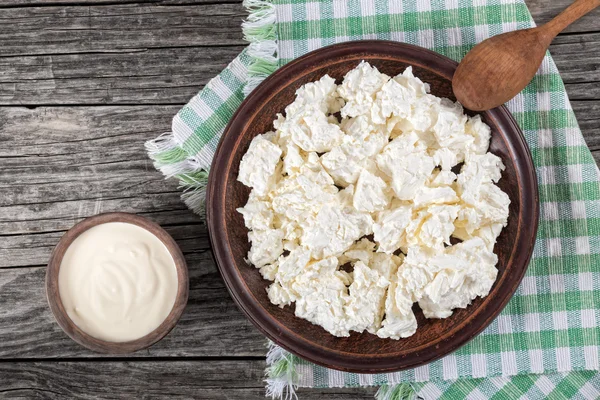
237,62,510,339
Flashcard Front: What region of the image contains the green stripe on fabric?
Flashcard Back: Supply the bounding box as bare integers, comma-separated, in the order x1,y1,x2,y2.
532,147,596,167
277,6,532,39
180,89,245,155
472,329,600,350
537,218,600,239
539,182,600,202
490,377,537,400
511,373,539,393
514,110,580,131
548,372,586,399
524,73,567,94
438,378,480,399
176,170,209,187
220,67,247,93
151,145,189,165
528,254,600,275
511,293,600,315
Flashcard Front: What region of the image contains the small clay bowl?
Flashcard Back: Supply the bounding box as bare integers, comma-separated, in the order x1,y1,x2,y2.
207,40,539,373
46,212,189,354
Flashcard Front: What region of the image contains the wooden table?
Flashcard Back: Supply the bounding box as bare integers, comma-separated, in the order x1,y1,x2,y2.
0,1,598,398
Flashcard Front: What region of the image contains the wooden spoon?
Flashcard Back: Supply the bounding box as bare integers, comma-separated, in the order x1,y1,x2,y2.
453,0,599,111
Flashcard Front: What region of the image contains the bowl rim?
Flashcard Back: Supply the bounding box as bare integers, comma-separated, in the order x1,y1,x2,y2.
45,212,189,354
207,40,539,373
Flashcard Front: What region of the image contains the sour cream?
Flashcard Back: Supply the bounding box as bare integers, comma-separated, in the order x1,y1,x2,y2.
58,222,178,342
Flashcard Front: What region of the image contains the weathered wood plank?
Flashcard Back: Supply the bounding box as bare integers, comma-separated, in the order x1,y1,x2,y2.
0,221,208,267
553,31,600,53
574,101,600,151
1,33,598,106
0,106,179,207
0,1,596,61
1,0,241,6
564,83,600,102
526,0,600,33
0,106,203,268
0,105,203,243
1,0,598,34
551,32,600,102
0,106,179,155
0,3,245,57
0,46,245,105
0,360,265,398
0,263,268,358
0,360,377,399
552,33,600,86
592,150,600,166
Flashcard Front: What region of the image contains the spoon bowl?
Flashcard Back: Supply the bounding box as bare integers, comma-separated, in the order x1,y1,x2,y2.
453,27,550,111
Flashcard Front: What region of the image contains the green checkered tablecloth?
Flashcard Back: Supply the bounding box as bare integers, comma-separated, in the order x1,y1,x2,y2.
145,1,600,398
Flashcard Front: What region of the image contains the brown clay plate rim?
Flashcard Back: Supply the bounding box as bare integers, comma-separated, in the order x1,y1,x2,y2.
46,212,189,354
207,40,539,373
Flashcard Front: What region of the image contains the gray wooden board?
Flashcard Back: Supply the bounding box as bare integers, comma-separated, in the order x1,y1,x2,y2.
0,46,246,105
0,266,268,358
526,0,600,33
0,361,379,399
0,3,246,57
1,0,243,5
1,0,597,33
0,0,599,398
0,37,597,105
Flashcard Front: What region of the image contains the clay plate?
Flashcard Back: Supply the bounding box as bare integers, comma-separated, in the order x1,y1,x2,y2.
206,40,539,373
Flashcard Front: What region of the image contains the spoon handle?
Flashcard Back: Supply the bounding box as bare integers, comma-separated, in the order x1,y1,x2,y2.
542,0,600,39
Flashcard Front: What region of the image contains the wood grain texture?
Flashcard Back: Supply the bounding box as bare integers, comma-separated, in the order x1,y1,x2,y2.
1,0,241,6
542,0,600,37
0,46,245,105
0,38,595,106
0,361,377,399
0,3,245,57
573,101,600,150
1,0,597,35
551,32,600,101
527,0,600,33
